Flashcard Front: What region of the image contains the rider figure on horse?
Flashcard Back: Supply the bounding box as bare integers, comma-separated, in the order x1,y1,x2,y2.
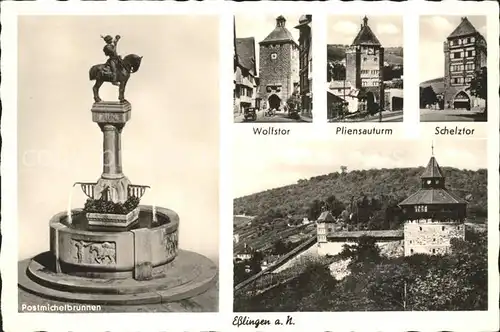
101,35,121,86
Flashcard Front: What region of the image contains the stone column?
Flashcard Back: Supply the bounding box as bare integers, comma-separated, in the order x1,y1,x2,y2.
91,101,132,203
100,123,124,178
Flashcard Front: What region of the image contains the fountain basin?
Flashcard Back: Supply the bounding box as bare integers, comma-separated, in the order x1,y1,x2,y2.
50,205,178,279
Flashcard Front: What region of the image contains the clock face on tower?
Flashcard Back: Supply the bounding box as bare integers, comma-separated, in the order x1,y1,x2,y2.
271,53,277,60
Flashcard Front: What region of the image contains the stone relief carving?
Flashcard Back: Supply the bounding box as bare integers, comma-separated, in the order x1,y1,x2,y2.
71,240,117,265
163,230,179,257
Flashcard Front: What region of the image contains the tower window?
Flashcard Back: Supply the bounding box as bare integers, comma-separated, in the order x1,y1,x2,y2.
432,249,436,254
410,249,414,254
271,53,278,60
374,57,377,62
419,227,422,231
363,57,367,62
442,226,445,231
433,238,436,242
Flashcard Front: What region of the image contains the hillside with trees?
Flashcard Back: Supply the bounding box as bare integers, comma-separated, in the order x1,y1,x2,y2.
327,45,403,65
234,228,487,311
233,167,487,230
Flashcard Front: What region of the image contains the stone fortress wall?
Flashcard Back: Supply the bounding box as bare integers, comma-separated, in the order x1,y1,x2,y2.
404,221,465,256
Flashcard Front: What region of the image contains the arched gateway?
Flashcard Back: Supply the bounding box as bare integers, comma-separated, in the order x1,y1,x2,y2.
268,94,281,110
453,91,471,110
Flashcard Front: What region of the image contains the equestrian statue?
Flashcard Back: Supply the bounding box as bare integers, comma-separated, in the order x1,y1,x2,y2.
89,35,143,103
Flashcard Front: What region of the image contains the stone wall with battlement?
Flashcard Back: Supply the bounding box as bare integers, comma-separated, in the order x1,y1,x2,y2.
404,222,465,256
317,239,403,257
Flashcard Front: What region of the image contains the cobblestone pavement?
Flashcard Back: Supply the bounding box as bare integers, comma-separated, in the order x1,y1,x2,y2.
420,108,486,122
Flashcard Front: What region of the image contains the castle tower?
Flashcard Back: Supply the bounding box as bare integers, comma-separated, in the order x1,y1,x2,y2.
345,16,384,90
316,210,335,245
258,15,299,110
399,150,467,256
443,17,487,110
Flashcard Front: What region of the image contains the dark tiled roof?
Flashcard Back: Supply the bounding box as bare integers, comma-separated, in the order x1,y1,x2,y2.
448,17,479,39
352,17,381,46
235,37,256,74
421,156,445,178
327,230,403,239
399,188,466,205
260,16,296,45
317,211,335,222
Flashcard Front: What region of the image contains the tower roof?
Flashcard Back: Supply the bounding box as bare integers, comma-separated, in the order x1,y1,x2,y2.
447,17,479,39
421,156,445,178
260,15,296,45
352,16,381,46
317,211,335,222
398,188,465,206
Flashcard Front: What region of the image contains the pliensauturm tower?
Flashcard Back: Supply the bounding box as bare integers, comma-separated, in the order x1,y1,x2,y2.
258,15,299,110
345,16,385,107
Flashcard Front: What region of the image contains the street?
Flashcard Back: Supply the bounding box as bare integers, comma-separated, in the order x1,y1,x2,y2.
235,110,312,123
420,108,487,122
329,110,404,123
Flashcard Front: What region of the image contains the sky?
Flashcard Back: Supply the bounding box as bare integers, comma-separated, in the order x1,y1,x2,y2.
235,14,304,71
17,15,219,262
419,15,487,83
233,135,487,198
327,15,403,47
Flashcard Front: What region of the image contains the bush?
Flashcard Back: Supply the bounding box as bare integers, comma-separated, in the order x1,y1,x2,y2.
83,196,140,214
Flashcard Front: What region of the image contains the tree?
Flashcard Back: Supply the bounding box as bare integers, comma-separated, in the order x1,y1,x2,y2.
339,236,382,272
307,199,323,221
287,93,301,111
468,66,487,113
420,86,437,108
340,166,348,174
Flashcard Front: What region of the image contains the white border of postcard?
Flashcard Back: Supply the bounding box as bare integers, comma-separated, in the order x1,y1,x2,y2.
1,1,499,332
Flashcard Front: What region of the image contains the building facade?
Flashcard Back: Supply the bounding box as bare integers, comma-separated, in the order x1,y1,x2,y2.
443,17,487,110
294,15,313,118
234,37,260,114
345,16,385,107
258,15,299,110
399,154,467,256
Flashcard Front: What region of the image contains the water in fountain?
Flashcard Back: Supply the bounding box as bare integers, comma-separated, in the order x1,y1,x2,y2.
67,184,76,224
149,187,158,224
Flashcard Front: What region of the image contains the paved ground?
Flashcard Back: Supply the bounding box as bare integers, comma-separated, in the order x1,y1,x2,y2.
329,110,403,123
18,280,218,312
235,110,312,123
420,108,487,122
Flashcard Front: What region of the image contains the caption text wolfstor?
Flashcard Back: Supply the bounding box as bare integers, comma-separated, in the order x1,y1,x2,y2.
253,127,291,135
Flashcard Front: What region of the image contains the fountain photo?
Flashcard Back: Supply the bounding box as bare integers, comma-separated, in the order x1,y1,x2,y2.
17,15,219,313
233,136,487,312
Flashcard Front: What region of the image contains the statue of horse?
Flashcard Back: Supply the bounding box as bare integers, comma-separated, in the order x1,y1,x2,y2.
89,54,143,103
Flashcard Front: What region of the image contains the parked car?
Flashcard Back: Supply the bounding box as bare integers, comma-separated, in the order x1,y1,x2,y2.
244,107,257,121
289,109,300,120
